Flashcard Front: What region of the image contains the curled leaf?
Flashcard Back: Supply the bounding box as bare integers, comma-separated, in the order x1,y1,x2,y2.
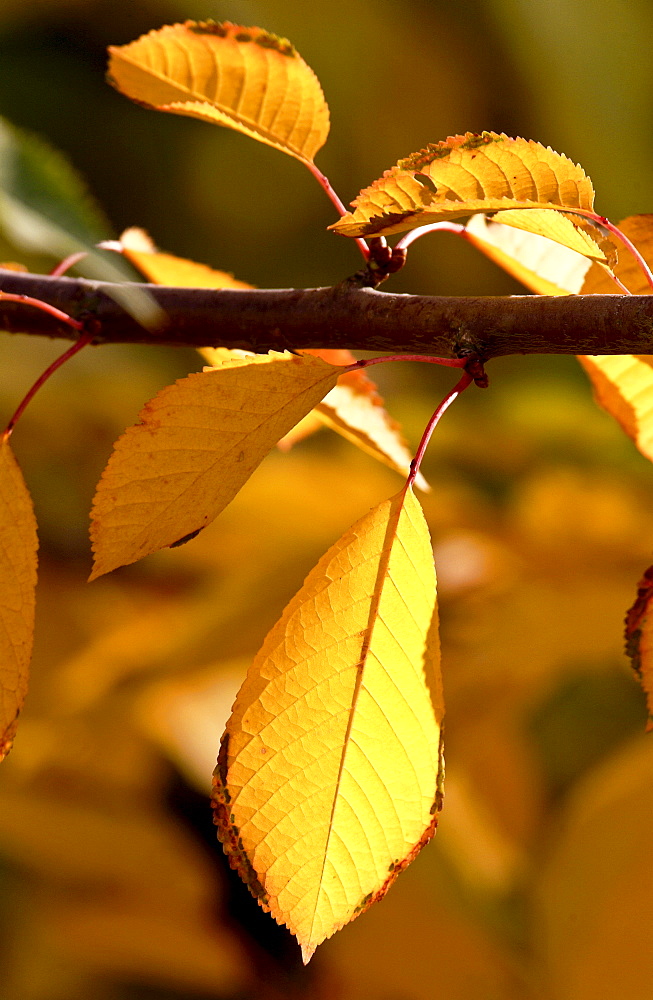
331,133,604,262
0,438,38,761
213,486,444,961
108,21,330,164
90,353,340,579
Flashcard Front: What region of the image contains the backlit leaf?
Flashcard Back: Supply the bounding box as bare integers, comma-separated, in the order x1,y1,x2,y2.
314,383,428,488
212,486,444,962
0,438,38,760
462,214,653,464
577,355,653,464
580,214,653,295
90,352,341,579
624,566,653,730
464,214,591,295
108,21,330,164
331,133,605,262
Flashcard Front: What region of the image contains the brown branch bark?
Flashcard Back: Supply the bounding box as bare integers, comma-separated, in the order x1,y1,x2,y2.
1,268,653,358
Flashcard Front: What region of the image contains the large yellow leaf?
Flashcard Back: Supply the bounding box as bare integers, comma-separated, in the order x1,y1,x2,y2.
212,486,444,962
108,21,330,164
90,352,340,579
331,133,605,261
625,566,653,730
0,438,38,760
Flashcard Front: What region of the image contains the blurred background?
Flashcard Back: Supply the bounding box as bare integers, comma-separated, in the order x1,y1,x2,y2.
0,1,652,998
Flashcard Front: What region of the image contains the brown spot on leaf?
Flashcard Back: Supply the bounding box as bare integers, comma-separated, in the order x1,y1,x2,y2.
169,527,203,548
211,774,270,908
188,20,228,37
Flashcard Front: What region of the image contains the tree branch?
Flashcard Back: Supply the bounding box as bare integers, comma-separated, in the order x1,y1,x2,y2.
1,268,652,358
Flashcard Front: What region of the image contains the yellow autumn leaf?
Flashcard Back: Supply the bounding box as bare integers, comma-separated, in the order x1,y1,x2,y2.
581,214,653,295
108,21,330,164
624,566,653,731
461,214,653,465
464,214,591,295
331,132,606,262
0,438,38,761
577,355,653,463
90,352,341,579
212,486,444,962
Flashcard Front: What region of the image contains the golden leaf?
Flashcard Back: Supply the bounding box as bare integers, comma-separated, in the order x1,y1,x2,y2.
577,355,653,463
581,215,653,295
90,352,340,578
0,438,38,761
108,21,330,164
462,214,653,464
464,214,591,295
624,566,653,730
331,133,604,261
212,486,444,962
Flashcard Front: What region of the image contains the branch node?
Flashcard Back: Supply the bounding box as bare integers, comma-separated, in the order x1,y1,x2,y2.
341,239,408,289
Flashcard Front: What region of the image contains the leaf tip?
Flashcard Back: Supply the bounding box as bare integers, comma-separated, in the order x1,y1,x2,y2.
300,942,316,965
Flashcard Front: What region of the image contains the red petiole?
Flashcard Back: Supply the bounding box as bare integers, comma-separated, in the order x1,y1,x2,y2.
0,291,85,332
305,161,372,262
3,332,93,440
49,252,87,277
405,370,474,489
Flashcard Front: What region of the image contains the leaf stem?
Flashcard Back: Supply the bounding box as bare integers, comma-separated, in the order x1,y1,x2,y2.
3,332,93,440
0,291,84,332
306,161,371,261
49,252,87,277
395,221,466,252
405,371,474,489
